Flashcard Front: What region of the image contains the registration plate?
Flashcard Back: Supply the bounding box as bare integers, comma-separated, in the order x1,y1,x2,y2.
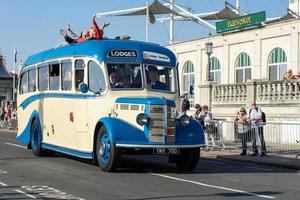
153,148,179,155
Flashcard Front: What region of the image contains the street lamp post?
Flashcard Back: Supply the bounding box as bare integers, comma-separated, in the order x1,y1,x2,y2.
205,42,213,82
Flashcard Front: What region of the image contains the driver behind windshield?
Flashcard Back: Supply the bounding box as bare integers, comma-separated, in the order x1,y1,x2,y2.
148,67,167,90
109,70,124,88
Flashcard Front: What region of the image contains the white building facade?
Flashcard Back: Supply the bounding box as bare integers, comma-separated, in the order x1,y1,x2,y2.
168,18,300,122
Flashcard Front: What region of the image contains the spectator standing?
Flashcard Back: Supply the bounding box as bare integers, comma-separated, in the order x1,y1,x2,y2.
199,105,214,148
194,104,204,128
235,107,250,156
283,69,297,80
0,107,5,121
249,101,267,157
180,94,190,115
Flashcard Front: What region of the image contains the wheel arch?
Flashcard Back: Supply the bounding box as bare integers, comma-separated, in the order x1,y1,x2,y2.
17,110,41,145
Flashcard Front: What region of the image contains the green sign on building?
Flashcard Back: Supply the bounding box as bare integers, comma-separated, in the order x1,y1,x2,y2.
216,11,266,34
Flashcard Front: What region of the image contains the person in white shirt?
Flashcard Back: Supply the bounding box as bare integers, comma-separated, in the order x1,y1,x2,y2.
248,101,267,157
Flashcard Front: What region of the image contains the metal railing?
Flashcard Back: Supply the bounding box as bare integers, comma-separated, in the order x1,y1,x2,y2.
203,120,300,157
0,119,18,130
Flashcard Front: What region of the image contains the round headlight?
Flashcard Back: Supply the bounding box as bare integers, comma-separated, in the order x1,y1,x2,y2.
136,113,148,126
180,115,190,126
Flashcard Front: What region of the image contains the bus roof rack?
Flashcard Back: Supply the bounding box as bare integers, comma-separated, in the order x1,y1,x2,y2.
54,41,69,49
114,35,131,40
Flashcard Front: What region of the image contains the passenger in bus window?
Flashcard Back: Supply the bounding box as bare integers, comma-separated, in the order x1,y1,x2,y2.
109,70,124,88
148,67,167,90
130,71,142,88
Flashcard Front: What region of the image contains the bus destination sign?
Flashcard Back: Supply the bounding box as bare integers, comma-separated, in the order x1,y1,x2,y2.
216,11,266,34
107,50,137,58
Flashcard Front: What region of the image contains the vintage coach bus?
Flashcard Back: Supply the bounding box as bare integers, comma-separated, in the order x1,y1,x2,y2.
17,39,204,171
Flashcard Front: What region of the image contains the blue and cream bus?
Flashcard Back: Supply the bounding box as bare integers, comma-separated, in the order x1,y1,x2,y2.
17,39,204,171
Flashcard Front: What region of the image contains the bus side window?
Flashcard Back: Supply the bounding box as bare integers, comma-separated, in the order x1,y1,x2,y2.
88,60,106,94
28,69,36,92
19,71,28,94
61,62,72,91
38,66,49,91
75,59,84,91
49,63,60,90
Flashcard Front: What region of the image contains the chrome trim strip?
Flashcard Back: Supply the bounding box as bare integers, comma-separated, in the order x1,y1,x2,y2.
116,144,205,148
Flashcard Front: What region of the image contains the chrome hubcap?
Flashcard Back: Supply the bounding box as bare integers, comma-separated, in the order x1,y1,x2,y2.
99,140,106,156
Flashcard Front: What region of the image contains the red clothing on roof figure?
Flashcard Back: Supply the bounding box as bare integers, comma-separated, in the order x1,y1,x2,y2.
60,15,110,44
90,15,110,40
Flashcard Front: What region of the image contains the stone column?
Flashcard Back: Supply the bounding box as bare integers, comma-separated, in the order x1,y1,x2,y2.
198,81,214,111
245,80,257,105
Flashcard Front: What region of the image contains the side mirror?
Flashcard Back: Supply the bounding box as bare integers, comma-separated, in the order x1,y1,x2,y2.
189,85,194,95
79,83,88,93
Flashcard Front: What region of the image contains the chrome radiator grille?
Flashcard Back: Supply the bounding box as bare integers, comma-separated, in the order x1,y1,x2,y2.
149,105,176,143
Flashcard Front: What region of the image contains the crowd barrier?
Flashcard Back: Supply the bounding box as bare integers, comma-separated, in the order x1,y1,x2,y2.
0,119,18,130
203,120,300,157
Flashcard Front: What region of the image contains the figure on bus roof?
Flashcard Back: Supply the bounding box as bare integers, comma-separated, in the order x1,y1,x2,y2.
60,15,110,44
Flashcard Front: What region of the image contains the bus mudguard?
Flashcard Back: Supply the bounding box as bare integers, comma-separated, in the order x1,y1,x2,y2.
175,118,205,145
97,117,146,144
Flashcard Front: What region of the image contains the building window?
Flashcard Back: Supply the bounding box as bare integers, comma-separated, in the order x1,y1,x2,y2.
88,60,106,93
209,57,221,83
182,60,195,107
235,52,251,83
61,61,72,91
268,48,287,81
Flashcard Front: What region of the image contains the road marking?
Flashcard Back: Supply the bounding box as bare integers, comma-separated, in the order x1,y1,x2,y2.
150,173,276,199
5,142,27,149
0,181,8,186
0,169,7,174
245,166,273,171
15,189,37,199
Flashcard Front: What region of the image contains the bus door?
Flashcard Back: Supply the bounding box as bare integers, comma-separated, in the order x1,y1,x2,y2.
72,59,89,149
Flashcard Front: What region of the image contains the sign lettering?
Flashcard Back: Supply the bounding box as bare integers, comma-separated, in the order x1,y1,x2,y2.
107,50,137,58
216,11,266,34
143,51,170,62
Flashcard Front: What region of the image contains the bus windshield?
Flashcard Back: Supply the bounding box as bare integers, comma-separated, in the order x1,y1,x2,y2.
145,64,176,93
106,63,176,92
106,63,142,89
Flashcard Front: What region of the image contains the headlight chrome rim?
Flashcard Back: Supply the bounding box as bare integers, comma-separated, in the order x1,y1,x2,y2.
180,114,190,126
136,113,149,126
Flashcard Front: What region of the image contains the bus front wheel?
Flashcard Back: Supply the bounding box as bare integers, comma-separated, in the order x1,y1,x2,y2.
175,148,200,171
96,126,121,172
30,119,44,156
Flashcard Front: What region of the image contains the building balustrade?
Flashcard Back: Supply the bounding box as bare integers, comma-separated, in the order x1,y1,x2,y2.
208,79,300,105
197,79,300,121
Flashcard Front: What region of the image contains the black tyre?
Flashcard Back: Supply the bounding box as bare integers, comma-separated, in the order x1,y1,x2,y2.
175,148,200,171
30,119,44,156
95,126,121,172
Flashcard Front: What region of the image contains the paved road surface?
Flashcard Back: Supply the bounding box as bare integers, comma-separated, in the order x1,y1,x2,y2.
0,130,299,200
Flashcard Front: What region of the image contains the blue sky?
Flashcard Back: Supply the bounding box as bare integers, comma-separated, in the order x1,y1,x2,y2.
0,0,289,71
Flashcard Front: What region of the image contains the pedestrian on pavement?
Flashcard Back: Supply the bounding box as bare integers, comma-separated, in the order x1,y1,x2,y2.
194,104,204,128
235,107,250,156
248,101,267,157
199,105,215,149
180,94,190,115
